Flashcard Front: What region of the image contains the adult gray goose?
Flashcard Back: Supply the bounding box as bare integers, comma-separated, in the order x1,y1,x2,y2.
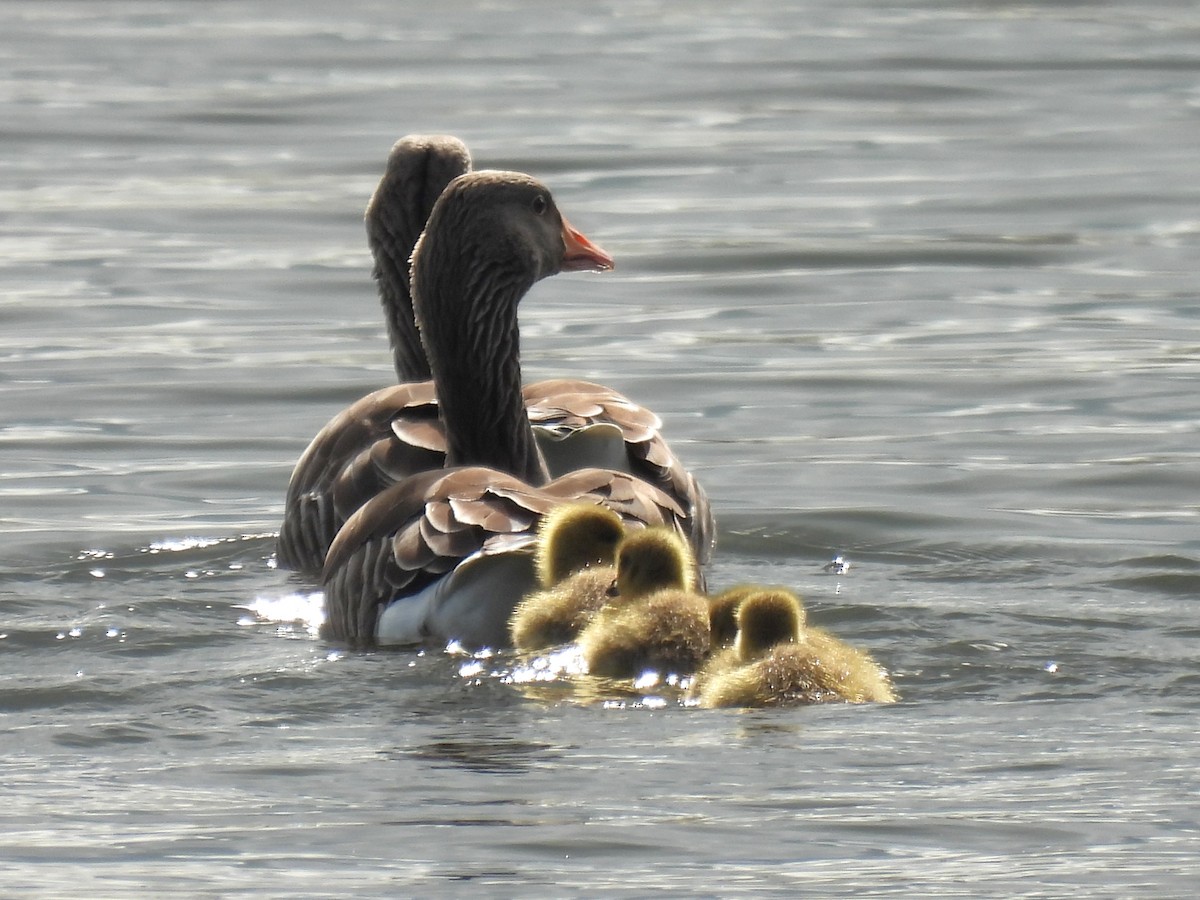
320,171,708,648
277,136,714,575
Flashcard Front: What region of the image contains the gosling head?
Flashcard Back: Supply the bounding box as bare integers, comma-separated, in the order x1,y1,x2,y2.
734,589,806,661
708,585,760,647
535,503,626,587
608,527,697,602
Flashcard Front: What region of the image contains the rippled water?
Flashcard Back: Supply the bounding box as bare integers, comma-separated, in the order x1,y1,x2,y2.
3,1,1198,895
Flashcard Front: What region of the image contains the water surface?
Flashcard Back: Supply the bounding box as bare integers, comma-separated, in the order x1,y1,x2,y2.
2,1,1198,895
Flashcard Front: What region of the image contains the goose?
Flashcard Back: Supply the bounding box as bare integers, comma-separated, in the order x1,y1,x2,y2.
320,171,707,648
693,589,896,707
576,527,711,679
509,503,628,651
277,135,714,574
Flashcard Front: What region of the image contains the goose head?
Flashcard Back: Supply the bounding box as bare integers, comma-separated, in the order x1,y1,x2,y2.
411,171,613,484
608,527,697,602
734,589,806,661
535,502,626,588
414,170,612,288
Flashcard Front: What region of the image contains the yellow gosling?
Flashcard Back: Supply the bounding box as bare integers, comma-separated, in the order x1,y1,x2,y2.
577,528,710,678
799,626,896,703
509,503,626,650
707,583,792,648
695,588,804,691
695,588,896,708
534,503,626,588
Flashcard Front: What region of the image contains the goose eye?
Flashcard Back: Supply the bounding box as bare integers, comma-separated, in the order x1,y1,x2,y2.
530,194,548,216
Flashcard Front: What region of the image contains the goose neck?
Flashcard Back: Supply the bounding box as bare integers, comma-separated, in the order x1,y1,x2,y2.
416,252,549,486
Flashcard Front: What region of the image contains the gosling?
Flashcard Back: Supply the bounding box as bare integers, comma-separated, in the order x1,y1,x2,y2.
707,583,791,648
694,588,896,708
508,502,626,650
576,527,710,678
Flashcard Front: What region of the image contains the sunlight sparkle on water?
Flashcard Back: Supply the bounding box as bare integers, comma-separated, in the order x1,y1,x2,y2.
506,645,588,684
602,696,670,710
239,592,326,634
145,537,224,553
633,670,661,690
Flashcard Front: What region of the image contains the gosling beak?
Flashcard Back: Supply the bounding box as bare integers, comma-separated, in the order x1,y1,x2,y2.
605,578,620,598
561,217,615,272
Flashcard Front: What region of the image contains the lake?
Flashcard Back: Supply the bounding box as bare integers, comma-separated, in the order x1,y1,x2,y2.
2,1,1198,895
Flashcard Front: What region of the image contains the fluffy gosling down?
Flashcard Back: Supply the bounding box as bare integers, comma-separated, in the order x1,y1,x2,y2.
693,588,896,708
577,527,711,679
707,583,795,649
508,503,627,650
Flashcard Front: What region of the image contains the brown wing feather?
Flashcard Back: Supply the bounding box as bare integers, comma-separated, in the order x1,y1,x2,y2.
277,383,444,572
525,378,661,441
279,378,713,574
525,379,714,564
320,465,702,648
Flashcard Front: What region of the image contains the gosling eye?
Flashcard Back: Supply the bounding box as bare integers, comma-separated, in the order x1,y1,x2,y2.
530,193,548,216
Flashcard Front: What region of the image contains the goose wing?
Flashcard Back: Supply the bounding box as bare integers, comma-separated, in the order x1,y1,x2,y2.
276,382,444,572
321,466,697,648
525,378,715,565
278,379,713,573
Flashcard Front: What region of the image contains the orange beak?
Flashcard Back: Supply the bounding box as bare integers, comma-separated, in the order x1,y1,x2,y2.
561,217,615,272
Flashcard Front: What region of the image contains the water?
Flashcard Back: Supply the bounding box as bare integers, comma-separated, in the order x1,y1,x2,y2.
3,1,1198,895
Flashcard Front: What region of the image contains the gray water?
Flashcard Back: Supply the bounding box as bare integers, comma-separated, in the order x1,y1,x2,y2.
3,1,1199,895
